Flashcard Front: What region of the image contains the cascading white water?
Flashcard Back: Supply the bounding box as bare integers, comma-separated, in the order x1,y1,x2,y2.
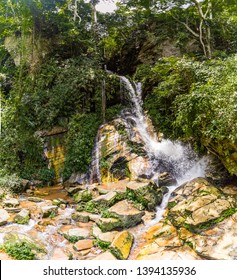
119,75,208,183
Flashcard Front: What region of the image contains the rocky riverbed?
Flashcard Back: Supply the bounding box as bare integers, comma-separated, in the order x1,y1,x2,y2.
0,177,236,260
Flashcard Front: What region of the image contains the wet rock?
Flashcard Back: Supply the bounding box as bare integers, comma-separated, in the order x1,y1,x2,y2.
65,172,88,186
91,191,121,210
107,200,145,228
185,212,237,260
126,181,162,210
137,177,237,260
110,231,134,260
26,189,34,195
41,205,58,218
52,198,67,206
59,204,66,210
66,186,85,196
3,198,20,208
168,178,236,229
64,228,91,242
73,189,92,203
92,225,118,243
73,239,94,252
71,212,90,223
137,244,201,260
3,232,47,260
14,209,30,224
97,218,122,232
93,251,117,260
28,197,44,203
21,179,30,190
158,172,177,187
4,207,22,213
50,248,70,260
38,219,56,227
89,214,101,223
0,209,10,226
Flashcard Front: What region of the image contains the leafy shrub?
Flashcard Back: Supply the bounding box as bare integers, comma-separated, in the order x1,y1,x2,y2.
0,172,23,193
3,241,36,260
63,113,102,180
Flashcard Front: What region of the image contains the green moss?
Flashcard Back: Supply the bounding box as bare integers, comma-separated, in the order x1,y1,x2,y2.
167,201,177,209
93,238,111,251
127,141,146,156
85,201,98,214
63,234,83,243
2,240,46,260
171,207,237,233
14,216,30,225
49,211,57,219
110,247,126,260
76,202,86,212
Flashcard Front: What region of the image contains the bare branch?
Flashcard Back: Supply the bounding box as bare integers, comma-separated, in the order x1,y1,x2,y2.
172,15,199,38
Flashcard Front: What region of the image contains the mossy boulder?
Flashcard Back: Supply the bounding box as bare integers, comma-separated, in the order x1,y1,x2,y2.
107,200,145,228
62,227,91,243
110,231,134,260
28,197,44,203
126,181,162,210
84,191,123,213
71,212,90,223
52,198,67,206
92,224,118,244
41,205,58,218
73,189,92,203
96,217,122,232
14,209,30,224
167,178,236,232
3,198,20,208
3,232,47,260
158,172,177,187
92,191,122,209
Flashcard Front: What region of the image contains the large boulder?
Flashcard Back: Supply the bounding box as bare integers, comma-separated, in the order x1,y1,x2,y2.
3,232,47,260
168,178,236,230
41,205,58,218
110,231,134,260
136,177,237,260
14,209,30,224
59,226,91,243
3,198,20,208
126,180,163,210
107,200,145,228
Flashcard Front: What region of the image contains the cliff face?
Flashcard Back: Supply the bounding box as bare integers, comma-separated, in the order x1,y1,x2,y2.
4,34,52,69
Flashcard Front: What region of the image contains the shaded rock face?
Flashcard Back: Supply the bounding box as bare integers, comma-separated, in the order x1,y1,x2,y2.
136,178,237,260
89,118,154,183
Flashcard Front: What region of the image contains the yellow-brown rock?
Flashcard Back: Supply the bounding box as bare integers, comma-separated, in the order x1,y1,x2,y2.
110,231,134,260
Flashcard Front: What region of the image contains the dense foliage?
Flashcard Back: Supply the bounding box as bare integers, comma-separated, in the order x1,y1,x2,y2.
1,0,237,188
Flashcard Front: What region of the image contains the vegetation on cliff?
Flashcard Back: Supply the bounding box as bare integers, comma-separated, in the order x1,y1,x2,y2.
0,0,237,186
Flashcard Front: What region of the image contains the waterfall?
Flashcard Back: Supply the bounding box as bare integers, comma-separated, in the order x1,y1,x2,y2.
89,73,207,187
119,75,208,183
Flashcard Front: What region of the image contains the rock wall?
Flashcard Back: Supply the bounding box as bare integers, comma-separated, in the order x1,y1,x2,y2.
90,117,152,183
